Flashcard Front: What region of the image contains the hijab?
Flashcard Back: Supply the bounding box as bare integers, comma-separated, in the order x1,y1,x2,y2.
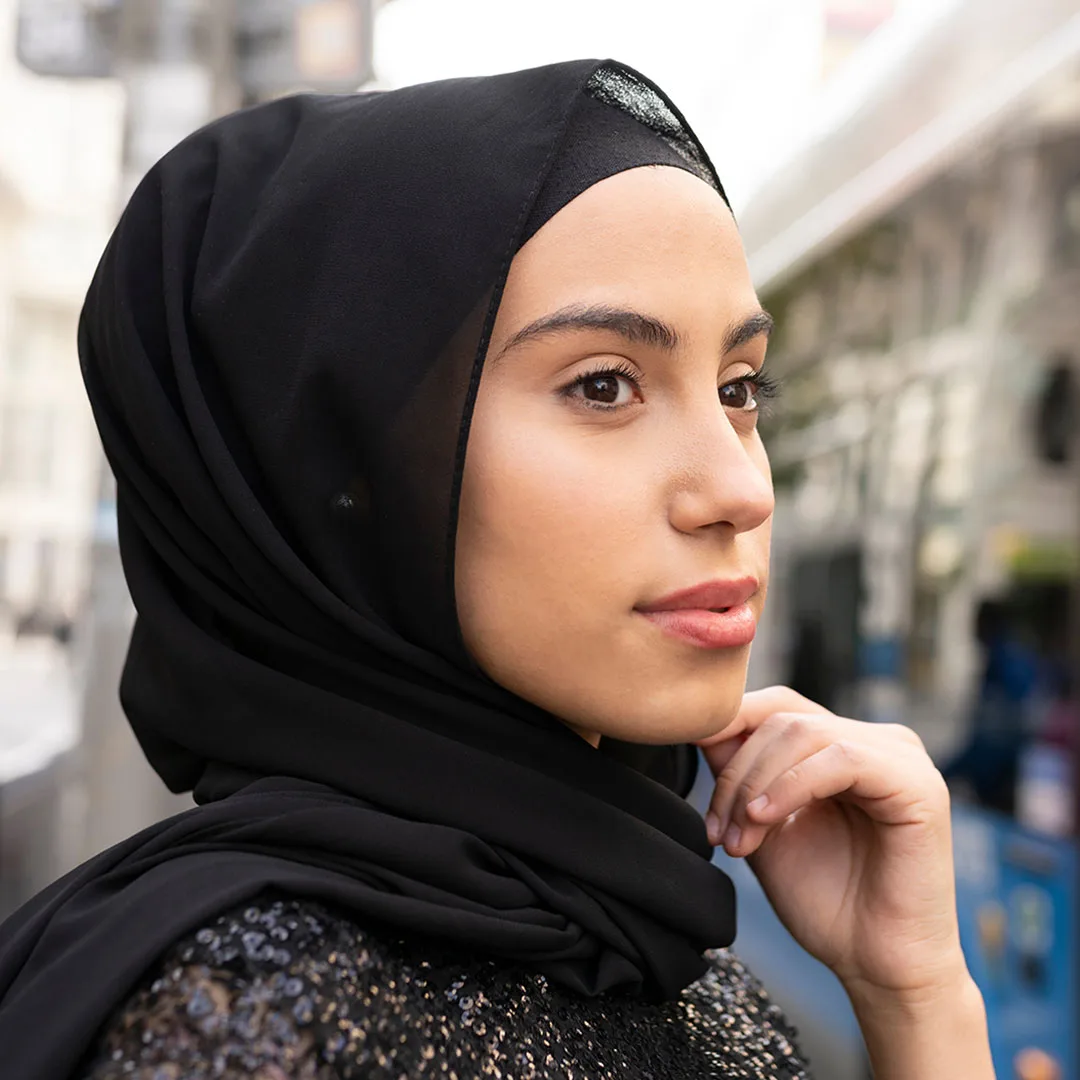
0,60,738,1079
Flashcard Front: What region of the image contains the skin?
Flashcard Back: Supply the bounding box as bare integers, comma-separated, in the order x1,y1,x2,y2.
457,166,774,746
455,166,994,1078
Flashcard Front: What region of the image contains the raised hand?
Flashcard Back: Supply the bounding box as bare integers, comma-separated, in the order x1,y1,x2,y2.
697,685,963,998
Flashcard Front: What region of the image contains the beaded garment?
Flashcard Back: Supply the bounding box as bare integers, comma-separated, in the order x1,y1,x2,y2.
78,896,812,1080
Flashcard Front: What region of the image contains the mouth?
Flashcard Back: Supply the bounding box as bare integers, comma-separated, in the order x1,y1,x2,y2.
634,577,759,650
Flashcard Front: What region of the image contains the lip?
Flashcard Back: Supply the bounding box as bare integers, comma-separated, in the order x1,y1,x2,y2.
635,577,759,650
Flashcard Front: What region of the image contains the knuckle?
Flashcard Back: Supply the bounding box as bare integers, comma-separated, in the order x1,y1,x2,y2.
761,685,804,711
764,711,815,742
760,712,789,736
781,714,817,743
885,722,925,750
831,739,863,767
779,763,804,790
760,683,791,699
735,773,763,807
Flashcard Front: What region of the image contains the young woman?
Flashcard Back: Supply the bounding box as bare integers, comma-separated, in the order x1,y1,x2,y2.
0,61,993,1079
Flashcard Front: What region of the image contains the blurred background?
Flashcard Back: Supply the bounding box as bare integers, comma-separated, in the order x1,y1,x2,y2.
1,1,1077,1077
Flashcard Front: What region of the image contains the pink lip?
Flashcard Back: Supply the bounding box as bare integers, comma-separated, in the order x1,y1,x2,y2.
636,577,759,650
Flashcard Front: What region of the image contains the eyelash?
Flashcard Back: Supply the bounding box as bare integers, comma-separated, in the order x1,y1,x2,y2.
560,360,644,410
745,368,781,411
561,362,782,412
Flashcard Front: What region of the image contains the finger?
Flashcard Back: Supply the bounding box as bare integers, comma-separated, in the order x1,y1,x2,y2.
698,731,747,782
738,717,924,816
705,712,836,849
722,743,866,858
733,697,924,752
696,685,831,750
704,733,762,846
740,740,943,837
735,686,832,730
714,714,838,851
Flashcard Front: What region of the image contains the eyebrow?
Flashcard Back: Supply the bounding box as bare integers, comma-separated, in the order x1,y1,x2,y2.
491,303,773,364
723,309,774,352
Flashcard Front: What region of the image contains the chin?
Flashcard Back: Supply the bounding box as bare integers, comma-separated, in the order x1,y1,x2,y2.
599,709,742,746
568,664,749,746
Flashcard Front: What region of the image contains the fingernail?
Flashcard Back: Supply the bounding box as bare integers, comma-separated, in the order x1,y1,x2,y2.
723,823,742,852
705,812,721,845
747,793,769,817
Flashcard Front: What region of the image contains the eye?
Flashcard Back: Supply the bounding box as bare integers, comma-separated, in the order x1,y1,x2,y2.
562,363,643,410
579,373,635,406
719,369,780,413
719,377,759,411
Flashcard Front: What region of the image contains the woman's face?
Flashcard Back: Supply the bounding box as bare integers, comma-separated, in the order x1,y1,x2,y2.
456,165,774,746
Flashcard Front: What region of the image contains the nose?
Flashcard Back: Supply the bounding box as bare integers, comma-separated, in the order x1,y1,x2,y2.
666,408,774,537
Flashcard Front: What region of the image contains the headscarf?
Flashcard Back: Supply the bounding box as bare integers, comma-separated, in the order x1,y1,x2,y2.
0,60,738,1079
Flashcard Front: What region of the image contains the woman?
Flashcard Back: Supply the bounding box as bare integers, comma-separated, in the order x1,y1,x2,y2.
0,61,992,1079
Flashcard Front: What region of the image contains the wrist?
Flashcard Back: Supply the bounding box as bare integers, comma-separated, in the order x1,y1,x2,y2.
846,971,994,1080
842,956,976,1018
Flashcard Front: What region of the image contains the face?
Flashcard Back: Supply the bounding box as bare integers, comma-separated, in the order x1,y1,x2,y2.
455,166,774,746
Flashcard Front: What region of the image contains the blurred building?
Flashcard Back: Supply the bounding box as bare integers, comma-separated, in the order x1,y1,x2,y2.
743,0,1080,755
0,2,122,639
735,0,1080,1074
0,0,126,915
0,0,384,918
821,0,896,80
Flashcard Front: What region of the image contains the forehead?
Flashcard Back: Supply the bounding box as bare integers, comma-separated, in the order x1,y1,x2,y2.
494,166,757,339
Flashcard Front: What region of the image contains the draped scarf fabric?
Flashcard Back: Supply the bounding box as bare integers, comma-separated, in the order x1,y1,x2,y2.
0,60,738,1080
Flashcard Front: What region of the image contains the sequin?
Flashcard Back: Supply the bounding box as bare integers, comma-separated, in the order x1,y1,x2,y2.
78,896,813,1079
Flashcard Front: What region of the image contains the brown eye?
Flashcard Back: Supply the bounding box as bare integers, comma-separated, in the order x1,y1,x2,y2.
583,375,623,403
565,369,640,409
719,378,758,411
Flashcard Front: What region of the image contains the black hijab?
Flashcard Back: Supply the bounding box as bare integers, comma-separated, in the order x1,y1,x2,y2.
0,60,738,1079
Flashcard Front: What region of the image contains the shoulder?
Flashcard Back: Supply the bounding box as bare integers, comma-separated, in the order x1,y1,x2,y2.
680,947,811,1077
77,895,393,1079
79,895,814,1080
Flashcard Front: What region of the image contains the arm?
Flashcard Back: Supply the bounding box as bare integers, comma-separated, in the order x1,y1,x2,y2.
698,687,997,1080
847,971,995,1080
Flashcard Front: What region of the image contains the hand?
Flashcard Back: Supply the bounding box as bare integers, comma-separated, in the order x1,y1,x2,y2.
697,686,967,998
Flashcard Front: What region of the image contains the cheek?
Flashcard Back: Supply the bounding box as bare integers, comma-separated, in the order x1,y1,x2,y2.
455,392,771,743
457,408,648,647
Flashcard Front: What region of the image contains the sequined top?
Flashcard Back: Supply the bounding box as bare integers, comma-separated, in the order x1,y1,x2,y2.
77,895,812,1079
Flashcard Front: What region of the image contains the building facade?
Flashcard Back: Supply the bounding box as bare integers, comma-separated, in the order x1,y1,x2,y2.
733,2,1080,1074
0,0,127,915
0,0,123,637
752,132,1078,751
744,0,1080,764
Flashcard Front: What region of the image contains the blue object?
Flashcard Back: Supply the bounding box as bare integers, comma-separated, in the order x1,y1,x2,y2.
859,636,903,679
952,805,1077,1079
